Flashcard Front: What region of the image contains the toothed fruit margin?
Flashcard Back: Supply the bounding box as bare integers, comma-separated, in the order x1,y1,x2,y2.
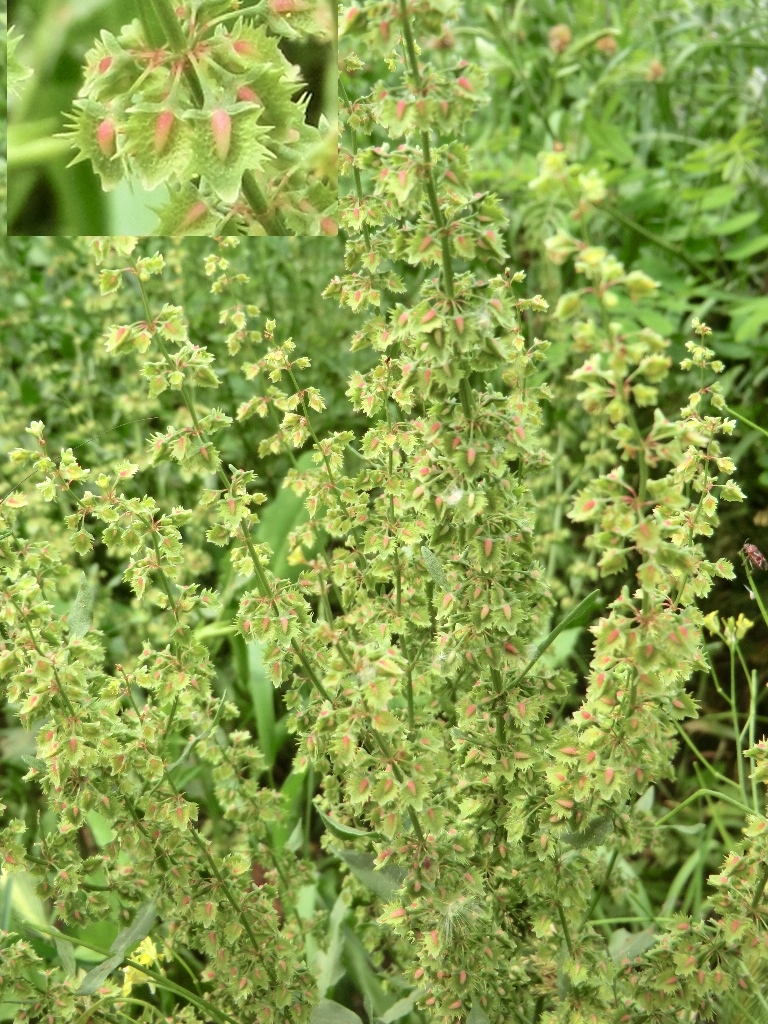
60,2,336,235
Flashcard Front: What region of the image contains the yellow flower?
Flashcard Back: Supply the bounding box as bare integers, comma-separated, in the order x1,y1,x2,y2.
121,937,161,997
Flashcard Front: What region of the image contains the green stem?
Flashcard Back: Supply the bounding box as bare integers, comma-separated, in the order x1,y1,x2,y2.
242,171,288,235
555,901,574,958
339,80,372,251
397,0,455,303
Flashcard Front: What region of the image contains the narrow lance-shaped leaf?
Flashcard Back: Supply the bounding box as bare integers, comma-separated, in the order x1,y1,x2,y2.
421,546,448,590
68,572,93,639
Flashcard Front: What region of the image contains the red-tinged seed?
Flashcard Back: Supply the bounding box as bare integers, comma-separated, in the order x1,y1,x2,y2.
484,538,492,557
154,110,174,154
396,99,407,120
398,311,409,325
457,76,473,91
211,108,231,161
422,309,437,322
467,447,476,466
419,235,433,251
380,20,389,40
98,56,112,74
233,39,253,54
182,201,209,229
480,605,490,620
455,315,464,333
320,218,337,235
96,118,116,158
502,604,511,619
237,86,261,104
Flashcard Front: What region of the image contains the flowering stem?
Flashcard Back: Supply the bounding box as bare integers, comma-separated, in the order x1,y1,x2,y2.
9,594,76,717
339,79,371,251
129,264,331,703
397,0,455,303
368,724,425,842
135,0,205,107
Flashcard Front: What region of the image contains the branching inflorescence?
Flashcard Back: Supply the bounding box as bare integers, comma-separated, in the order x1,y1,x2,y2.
62,0,337,235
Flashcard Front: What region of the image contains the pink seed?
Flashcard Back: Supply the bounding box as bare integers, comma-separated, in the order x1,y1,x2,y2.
154,110,175,154
271,0,306,11
211,109,231,161
181,201,209,230
237,86,261,104
96,118,116,158
98,56,112,74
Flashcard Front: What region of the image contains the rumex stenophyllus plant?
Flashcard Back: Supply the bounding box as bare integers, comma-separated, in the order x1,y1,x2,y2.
0,20,767,1024
61,0,337,236
2,244,767,1024
335,1,768,1019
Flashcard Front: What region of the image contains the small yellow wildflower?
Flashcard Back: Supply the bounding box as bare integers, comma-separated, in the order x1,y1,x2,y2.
122,936,161,997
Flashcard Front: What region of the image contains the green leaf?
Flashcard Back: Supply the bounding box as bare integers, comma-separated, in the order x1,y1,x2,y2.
310,1000,364,1024
316,807,375,842
110,900,157,957
421,546,448,589
699,184,739,210
55,936,77,977
68,572,93,640
77,902,157,993
256,450,314,579
513,590,602,687
242,640,277,766
379,991,422,1022
336,850,407,900
705,210,760,236
724,234,768,261
316,894,348,997
77,950,124,995
583,111,634,165
561,813,614,849
467,1005,491,1024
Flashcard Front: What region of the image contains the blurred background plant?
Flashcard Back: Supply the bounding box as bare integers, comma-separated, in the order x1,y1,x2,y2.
6,0,336,235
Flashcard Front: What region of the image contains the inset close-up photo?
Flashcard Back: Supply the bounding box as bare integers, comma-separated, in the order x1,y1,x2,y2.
6,0,337,235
